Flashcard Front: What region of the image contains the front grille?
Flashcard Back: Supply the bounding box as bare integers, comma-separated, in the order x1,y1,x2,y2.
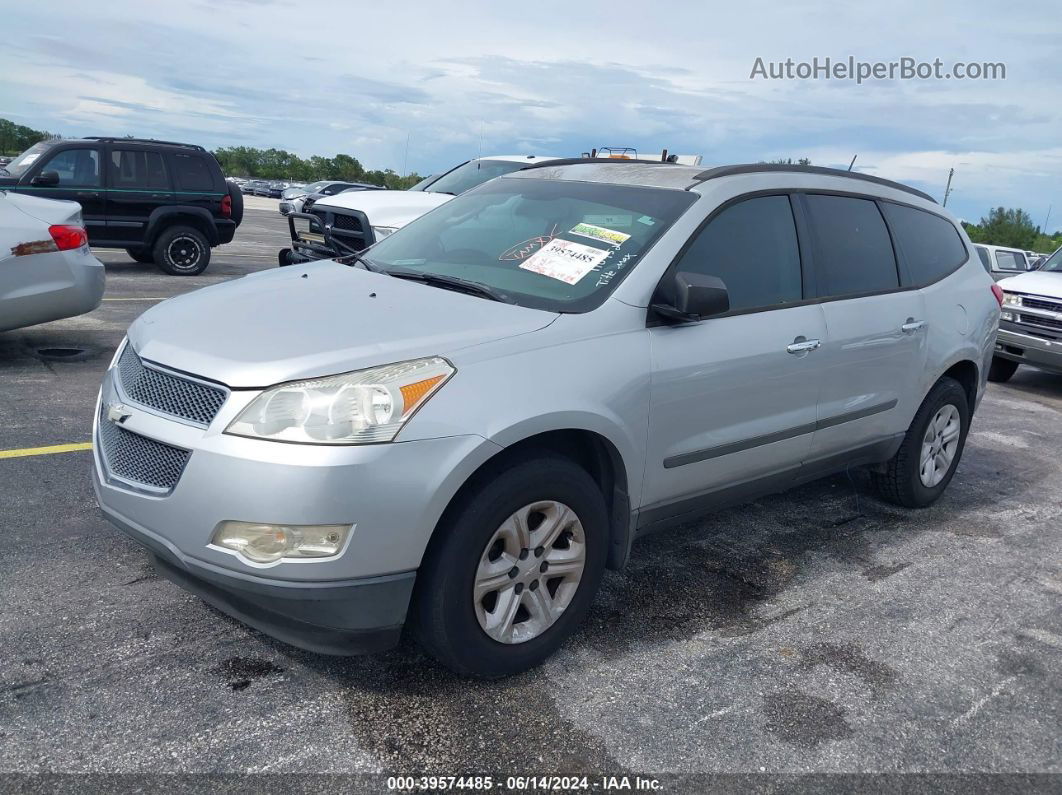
332,213,363,232
117,346,226,426
1018,314,1062,332
1022,296,1062,313
98,410,190,492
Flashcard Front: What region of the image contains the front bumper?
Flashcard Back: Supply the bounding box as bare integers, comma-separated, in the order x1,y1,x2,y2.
97,491,414,654
92,359,501,653
995,327,1062,375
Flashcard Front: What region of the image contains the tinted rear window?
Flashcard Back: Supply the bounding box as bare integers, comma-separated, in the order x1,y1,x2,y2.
881,203,967,286
110,149,170,190
673,195,802,312
975,246,992,272
805,194,899,297
172,153,216,191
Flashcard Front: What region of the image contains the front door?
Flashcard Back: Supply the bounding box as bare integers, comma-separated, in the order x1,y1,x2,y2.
642,194,827,516
20,146,106,241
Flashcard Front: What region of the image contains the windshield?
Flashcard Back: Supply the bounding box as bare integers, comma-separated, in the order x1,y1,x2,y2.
424,159,532,196
365,176,696,312
407,174,436,191
1041,247,1062,273
3,140,56,177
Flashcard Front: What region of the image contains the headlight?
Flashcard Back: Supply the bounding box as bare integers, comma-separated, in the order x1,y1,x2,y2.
225,356,454,444
1002,292,1022,306
372,226,398,240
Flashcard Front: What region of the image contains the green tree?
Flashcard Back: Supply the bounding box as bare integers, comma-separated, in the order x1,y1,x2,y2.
0,118,54,155
768,157,812,165
963,207,1040,249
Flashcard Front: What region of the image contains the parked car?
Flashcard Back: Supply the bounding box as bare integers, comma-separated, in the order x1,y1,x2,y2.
974,243,1036,280
93,161,998,677
0,137,243,275
990,245,1062,381
241,180,267,195
1,191,104,332
280,155,561,264
279,181,381,216
265,181,291,199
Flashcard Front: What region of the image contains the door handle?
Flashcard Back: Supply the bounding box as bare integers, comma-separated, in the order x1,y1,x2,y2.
901,320,927,333
786,338,821,354
76,191,100,198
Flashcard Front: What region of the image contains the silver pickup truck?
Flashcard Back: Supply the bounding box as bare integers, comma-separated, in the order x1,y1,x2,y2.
991,245,1062,381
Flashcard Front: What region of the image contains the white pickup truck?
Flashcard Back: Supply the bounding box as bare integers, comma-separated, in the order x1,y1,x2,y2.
991,245,1062,381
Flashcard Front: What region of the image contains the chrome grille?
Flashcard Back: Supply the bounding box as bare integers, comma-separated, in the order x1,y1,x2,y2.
1022,296,1062,313
117,346,226,426
98,410,190,492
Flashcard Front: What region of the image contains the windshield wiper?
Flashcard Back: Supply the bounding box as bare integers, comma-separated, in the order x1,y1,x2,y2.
337,251,386,272
428,190,456,196
385,269,515,303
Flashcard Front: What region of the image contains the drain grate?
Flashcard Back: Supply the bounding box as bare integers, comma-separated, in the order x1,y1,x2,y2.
36,347,89,360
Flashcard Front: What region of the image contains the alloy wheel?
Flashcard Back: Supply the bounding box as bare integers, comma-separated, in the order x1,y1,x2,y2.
919,403,961,487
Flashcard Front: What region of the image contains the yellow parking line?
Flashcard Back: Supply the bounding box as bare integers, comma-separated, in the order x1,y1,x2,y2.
0,442,93,460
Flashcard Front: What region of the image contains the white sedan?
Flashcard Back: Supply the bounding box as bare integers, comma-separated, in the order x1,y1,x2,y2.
0,191,105,332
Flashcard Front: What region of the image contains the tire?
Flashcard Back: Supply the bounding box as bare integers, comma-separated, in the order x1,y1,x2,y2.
153,225,211,276
125,247,153,264
872,377,970,508
413,456,608,678
227,182,245,227
988,356,1019,383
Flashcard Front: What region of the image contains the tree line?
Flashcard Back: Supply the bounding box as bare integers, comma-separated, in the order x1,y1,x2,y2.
962,208,1059,253
0,117,422,189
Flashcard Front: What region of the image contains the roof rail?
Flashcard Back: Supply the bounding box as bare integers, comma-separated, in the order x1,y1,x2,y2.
692,163,936,203
80,136,206,152
520,157,681,171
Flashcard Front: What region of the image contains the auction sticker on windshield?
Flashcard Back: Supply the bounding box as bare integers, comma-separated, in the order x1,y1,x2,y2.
519,238,609,285
570,222,631,247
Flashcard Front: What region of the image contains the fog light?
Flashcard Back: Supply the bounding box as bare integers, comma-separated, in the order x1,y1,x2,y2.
210,521,352,564
1001,311,1014,321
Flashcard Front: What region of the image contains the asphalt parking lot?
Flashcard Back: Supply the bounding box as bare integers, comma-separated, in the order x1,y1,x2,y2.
1,198,1060,780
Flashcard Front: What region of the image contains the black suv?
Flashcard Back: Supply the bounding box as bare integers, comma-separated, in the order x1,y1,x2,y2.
0,137,243,275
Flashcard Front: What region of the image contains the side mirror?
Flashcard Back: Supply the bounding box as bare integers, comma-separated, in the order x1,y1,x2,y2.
30,171,60,187
651,271,730,323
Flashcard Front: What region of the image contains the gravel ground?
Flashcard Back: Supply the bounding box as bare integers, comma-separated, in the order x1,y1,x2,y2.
0,200,1059,785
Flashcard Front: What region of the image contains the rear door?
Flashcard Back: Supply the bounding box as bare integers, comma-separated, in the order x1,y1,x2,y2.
20,145,106,241
642,194,827,514
105,146,175,245
169,151,223,214
801,193,927,462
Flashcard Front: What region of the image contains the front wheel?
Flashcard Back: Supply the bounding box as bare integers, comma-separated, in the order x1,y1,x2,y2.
873,377,970,508
413,456,608,678
153,226,211,275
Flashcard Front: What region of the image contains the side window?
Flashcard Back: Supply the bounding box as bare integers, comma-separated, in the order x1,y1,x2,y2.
37,148,100,187
805,194,899,297
975,246,992,273
109,150,170,190
172,153,215,191
994,250,1024,271
672,195,802,312
881,202,967,286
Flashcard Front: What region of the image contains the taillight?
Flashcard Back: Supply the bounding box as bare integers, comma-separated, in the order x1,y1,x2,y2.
990,284,1004,307
220,194,232,218
48,225,88,251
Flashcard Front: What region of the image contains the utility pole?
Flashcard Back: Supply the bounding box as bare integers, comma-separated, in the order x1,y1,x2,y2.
403,133,410,177
942,168,955,207
1042,204,1052,236
847,154,857,172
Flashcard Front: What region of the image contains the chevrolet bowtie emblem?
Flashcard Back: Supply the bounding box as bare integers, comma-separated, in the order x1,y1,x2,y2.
106,403,132,424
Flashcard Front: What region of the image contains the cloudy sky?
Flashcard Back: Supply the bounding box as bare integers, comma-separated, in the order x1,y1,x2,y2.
2,0,1059,225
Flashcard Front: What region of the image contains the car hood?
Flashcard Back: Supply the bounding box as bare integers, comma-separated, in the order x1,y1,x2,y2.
129,259,557,388
314,189,453,229
996,270,1062,299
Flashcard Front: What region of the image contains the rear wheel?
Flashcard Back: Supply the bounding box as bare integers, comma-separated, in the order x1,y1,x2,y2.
873,377,969,508
125,247,153,264
988,356,1019,383
413,456,607,678
153,225,211,275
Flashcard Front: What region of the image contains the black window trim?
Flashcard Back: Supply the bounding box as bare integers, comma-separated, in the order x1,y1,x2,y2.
876,197,970,288
25,143,102,187
648,186,972,327
105,145,174,192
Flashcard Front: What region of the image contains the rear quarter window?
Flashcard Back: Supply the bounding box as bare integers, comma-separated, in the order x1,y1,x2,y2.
172,153,217,192
881,202,968,286
975,246,992,273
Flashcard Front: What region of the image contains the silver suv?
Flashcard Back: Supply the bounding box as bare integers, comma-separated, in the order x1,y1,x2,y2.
93,161,1000,677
